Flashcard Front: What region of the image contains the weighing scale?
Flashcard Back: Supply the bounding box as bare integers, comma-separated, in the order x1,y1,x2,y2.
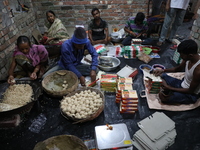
95,123,133,150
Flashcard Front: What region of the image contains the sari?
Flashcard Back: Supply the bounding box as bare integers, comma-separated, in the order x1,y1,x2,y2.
44,18,70,45
13,45,48,78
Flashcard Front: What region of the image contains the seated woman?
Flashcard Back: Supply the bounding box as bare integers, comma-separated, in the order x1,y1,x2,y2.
40,10,70,45
7,36,49,84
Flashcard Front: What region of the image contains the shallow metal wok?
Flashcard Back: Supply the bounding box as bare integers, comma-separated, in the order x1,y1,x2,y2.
0,80,42,119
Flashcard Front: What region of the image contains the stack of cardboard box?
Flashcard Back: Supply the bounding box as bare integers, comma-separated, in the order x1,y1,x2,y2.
100,74,117,92
133,112,177,150
143,71,162,94
116,77,133,103
115,77,138,114
119,90,138,113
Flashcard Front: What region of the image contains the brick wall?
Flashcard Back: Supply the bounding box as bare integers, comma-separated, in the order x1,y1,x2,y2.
0,0,39,80
0,0,149,80
190,8,200,52
31,0,149,33
1,0,199,81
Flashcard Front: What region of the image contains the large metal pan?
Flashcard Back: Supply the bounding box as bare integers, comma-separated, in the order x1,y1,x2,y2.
33,135,88,150
0,80,42,119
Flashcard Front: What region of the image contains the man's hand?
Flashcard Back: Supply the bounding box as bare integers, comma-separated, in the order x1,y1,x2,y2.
92,40,105,45
165,0,170,12
80,76,86,86
90,70,97,82
153,69,164,76
161,79,171,91
103,39,108,44
130,31,137,37
166,5,170,12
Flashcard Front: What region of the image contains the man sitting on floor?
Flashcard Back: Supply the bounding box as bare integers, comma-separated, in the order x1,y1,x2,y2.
88,7,111,45
122,12,149,46
153,39,200,104
43,27,99,86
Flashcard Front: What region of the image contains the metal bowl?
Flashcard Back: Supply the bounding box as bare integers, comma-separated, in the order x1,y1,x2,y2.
98,56,121,72
0,80,42,119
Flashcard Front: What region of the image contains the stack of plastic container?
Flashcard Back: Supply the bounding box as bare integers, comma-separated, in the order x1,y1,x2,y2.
133,112,177,150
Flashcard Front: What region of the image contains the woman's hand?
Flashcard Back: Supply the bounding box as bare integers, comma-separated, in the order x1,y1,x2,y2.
7,75,15,85
31,65,40,79
80,76,86,86
30,72,37,80
44,37,53,44
90,70,97,82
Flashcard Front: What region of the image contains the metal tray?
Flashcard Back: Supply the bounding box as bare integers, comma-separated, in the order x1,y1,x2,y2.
95,123,132,149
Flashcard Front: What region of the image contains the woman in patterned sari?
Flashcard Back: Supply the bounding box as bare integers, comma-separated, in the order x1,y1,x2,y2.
8,36,48,84
40,10,70,45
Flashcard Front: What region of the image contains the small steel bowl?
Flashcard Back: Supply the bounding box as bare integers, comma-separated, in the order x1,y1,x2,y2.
98,56,121,72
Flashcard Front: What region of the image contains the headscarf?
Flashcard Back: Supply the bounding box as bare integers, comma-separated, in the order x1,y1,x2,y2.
71,27,89,44
45,18,69,45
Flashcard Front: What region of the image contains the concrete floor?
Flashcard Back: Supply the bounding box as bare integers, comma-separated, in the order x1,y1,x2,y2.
0,20,199,150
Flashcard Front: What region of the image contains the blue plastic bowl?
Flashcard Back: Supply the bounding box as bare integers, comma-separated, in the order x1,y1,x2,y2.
139,64,152,74
152,64,165,70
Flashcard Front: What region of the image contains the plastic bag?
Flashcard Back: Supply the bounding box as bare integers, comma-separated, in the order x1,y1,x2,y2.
137,52,152,63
